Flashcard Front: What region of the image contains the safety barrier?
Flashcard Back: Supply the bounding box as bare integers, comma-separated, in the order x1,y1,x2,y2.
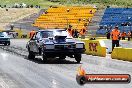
79,39,106,57
111,47,132,62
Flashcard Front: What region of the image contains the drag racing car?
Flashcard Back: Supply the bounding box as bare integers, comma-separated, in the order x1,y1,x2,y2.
0,32,10,45
2,30,18,38
26,29,85,63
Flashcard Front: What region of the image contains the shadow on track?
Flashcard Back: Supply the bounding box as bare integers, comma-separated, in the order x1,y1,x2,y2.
24,56,81,64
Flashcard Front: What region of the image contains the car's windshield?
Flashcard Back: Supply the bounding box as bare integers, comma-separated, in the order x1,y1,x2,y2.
40,30,72,38
41,31,54,38
54,30,72,38
0,32,7,37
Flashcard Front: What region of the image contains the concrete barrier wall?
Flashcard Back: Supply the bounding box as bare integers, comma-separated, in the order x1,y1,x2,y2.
80,39,106,57
111,47,132,62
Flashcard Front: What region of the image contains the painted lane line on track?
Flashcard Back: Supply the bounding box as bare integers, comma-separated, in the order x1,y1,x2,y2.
0,78,9,88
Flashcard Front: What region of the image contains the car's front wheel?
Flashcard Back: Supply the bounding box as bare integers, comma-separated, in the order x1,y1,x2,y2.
75,53,81,63
4,43,7,46
7,42,10,46
28,51,35,60
4,42,10,46
42,53,47,62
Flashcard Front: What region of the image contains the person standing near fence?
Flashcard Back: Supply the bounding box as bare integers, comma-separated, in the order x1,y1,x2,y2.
111,26,120,51
127,31,131,41
79,25,87,39
121,31,126,40
29,30,36,38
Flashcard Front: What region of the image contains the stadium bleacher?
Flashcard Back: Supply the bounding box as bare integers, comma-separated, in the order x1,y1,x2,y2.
97,8,132,35
33,6,96,30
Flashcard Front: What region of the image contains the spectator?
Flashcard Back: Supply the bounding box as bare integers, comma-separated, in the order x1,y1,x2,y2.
22,3,27,8
118,33,122,40
67,9,70,12
50,5,52,8
127,31,131,41
67,25,73,37
35,5,38,8
6,9,8,11
26,5,30,8
10,24,14,30
29,30,36,38
106,30,110,39
79,25,87,39
111,26,120,51
121,31,126,40
73,29,79,38
30,5,33,8
4,5,6,8
90,10,92,14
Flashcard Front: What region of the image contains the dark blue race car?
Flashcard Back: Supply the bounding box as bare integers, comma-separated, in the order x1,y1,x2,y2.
26,29,85,63
0,32,10,46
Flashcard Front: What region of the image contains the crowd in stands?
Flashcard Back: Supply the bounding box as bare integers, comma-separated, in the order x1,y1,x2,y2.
0,3,40,8
67,24,87,39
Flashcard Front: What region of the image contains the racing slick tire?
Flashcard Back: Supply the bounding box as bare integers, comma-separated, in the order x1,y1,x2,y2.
4,43,7,46
75,53,81,63
42,53,47,62
28,51,35,60
7,42,10,46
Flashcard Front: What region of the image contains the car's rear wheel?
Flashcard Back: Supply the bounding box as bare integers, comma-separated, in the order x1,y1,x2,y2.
28,51,35,60
75,53,81,63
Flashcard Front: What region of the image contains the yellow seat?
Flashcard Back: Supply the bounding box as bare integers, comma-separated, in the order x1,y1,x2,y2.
33,6,97,29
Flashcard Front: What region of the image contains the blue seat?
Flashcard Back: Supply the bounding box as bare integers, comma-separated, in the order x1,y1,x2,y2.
96,29,108,35
98,8,132,35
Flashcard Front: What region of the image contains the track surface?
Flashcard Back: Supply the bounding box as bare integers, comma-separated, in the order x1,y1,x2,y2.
0,39,132,88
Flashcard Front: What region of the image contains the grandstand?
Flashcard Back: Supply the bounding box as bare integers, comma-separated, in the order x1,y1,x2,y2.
33,6,97,30
97,8,132,35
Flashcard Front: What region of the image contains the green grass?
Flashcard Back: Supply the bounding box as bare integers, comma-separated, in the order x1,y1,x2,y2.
0,0,131,8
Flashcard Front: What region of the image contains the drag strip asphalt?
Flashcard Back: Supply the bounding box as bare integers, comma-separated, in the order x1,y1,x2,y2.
0,39,131,88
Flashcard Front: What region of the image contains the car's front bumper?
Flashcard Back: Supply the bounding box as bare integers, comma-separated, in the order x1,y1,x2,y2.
0,40,10,44
43,48,86,57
